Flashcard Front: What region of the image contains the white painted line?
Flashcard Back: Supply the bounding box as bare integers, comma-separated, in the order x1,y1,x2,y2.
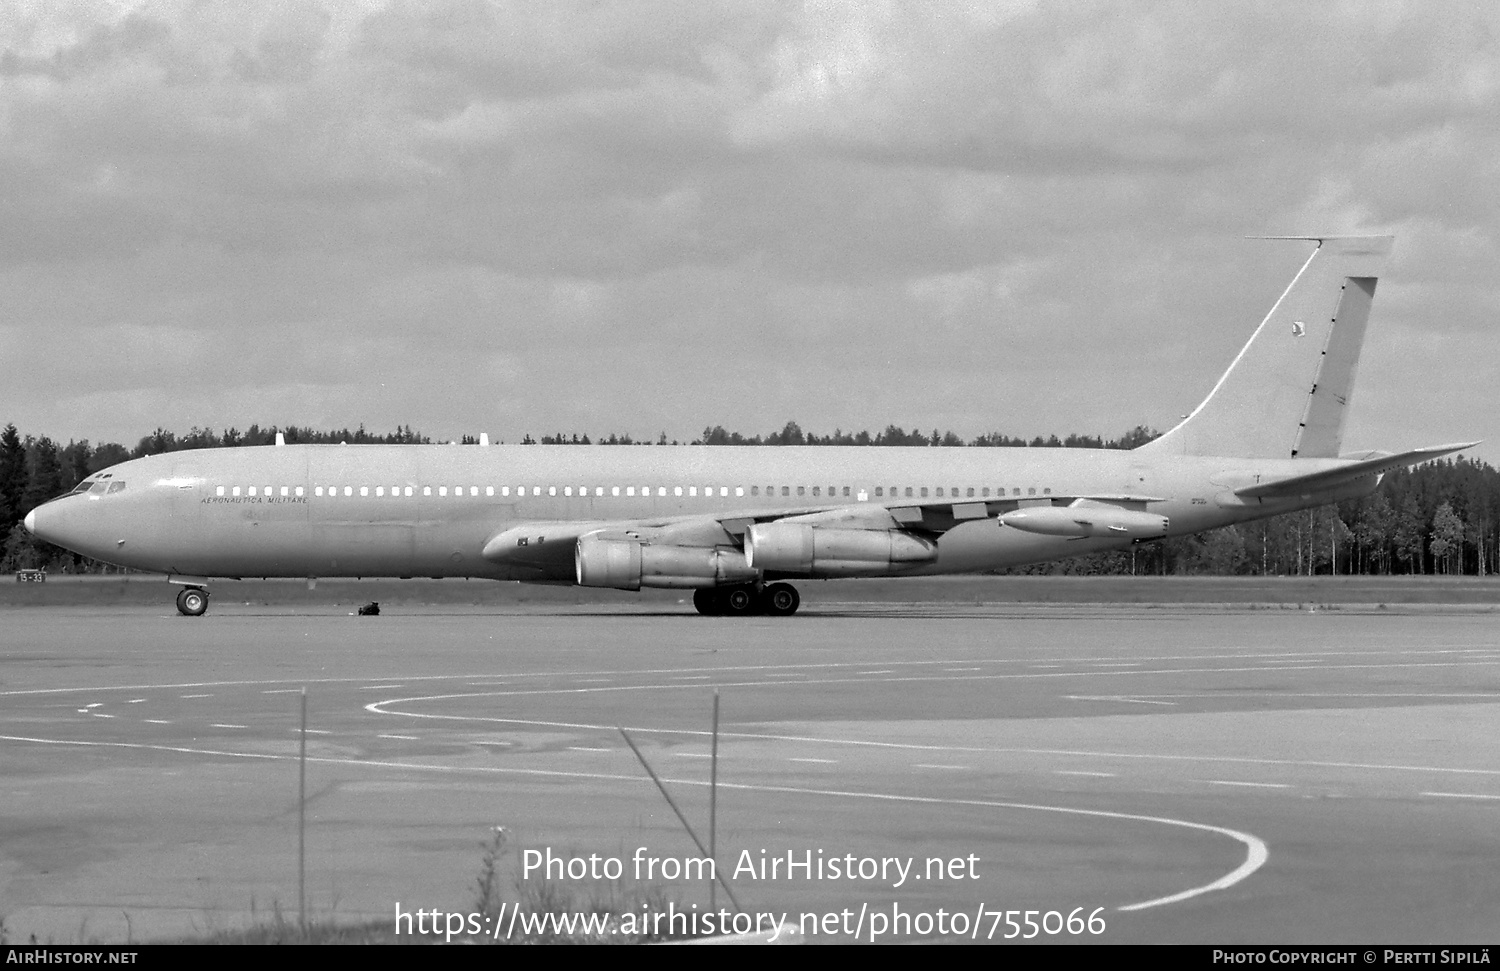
75,709,89,714
467,682,510,687
91,713,114,719
180,694,213,699
85,703,101,709
294,729,332,736
472,740,511,747
675,752,713,758
790,757,837,764
1422,791,1500,801
126,699,146,704
1091,662,1141,668
1067,695,1177,706
944,667,982,672
262,688,302,694
568,746,611,753
6,650,1492,700
361,685,404,690
378,734,419,740
1055,770,1116,778
1206,780,1290,789
858,670,894,675
143,720,171,725
211,723,248,729
1032,664,1061,668
366,701,1500,781
914,763,968,770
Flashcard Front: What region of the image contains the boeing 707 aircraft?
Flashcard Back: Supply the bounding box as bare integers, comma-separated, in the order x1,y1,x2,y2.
24,236,1475,616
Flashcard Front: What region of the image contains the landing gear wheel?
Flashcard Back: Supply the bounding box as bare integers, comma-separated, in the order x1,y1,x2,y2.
176,587,209,617
692,588,721,616
760,582,800,617
718,586,758,616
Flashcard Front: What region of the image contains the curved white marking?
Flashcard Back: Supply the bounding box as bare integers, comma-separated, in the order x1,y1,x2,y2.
366,694,1500,777
3,646,1489,698
0,731,1267,912
1117,827,1267,911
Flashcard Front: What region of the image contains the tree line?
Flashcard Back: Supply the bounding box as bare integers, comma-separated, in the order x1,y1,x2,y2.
2,421,1496,578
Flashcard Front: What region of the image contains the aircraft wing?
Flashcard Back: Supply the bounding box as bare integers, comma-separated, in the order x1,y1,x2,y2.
480,491,1171,576
1234,442,1480,499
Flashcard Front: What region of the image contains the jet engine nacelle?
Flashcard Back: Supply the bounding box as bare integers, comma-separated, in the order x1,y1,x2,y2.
744,523,938,577
999,505,1168,539
575,536,756,591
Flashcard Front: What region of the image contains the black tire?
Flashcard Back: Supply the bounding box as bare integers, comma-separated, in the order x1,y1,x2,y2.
176,587,208,617
719,586,758,615
760,582,800,616
692,588,720,616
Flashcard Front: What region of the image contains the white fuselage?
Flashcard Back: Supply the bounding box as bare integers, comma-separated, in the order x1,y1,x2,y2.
28,443,1373,583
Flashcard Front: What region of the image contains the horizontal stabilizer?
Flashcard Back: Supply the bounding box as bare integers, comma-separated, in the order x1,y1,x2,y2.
1235,442,1479,499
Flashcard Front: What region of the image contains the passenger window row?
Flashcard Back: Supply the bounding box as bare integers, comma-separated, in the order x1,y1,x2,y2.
211,483,1053,500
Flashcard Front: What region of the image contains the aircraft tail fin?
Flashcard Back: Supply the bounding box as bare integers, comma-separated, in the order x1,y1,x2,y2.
1138,236,1394,459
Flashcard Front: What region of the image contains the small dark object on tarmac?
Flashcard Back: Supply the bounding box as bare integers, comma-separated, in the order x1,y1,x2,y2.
358,602,380,616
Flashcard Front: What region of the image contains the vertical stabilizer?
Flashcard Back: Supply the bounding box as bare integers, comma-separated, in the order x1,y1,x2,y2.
1138,236,1392,459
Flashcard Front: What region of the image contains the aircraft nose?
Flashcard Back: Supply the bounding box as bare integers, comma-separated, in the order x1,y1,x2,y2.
24,507,37,535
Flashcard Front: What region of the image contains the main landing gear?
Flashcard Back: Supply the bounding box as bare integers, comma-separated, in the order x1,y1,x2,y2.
175,586,209,617
692,582,801,617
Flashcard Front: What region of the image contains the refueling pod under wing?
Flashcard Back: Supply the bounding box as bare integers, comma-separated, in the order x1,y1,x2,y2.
999,503,1169,540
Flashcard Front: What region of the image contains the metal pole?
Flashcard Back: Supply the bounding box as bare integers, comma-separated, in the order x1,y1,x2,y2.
618,727,740,911
299,686,307,932
709,690,719,912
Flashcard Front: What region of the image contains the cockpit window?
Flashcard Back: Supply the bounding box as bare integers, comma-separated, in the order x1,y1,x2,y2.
68,480,94,495
89,481,110,495
106,481,127,494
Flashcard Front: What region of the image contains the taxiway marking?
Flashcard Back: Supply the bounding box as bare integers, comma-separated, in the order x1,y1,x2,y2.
1205,780,1290,789
4,646,1494,698
1421,791,1500,801
1067,694,1178,706
367,702,1500,781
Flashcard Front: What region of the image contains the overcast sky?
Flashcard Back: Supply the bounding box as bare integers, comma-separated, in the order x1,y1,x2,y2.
2,1,1496,462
